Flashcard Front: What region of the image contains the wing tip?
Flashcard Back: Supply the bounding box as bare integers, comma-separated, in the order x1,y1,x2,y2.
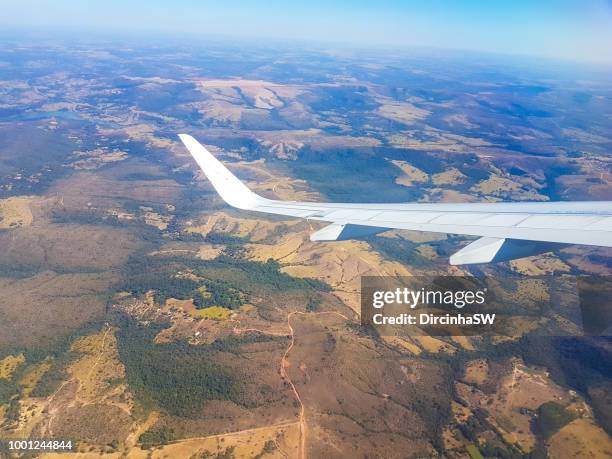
178,132,264,210
178,133,210,158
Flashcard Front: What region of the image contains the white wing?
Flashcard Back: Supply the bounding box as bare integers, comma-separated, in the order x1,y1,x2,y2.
180,134,612,265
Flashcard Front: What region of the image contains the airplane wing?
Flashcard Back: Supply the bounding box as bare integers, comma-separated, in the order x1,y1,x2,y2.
179,134,612,265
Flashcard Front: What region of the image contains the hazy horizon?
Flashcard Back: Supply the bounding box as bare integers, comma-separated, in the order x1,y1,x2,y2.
2,0,612,65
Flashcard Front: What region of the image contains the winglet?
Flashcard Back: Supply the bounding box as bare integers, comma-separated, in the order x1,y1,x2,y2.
179,134,265,210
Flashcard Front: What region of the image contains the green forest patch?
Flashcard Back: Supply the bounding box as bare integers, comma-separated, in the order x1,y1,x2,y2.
115,316,279,417
535,401,576,438
120,249,330,312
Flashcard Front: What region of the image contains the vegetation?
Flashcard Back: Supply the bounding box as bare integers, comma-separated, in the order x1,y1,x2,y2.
120,248,330,310
197,446,236,459
458,410,491,442
283,146,424,203
29,354,74,397
194,280,242,310
116,316,245,417
20,321,102,397
252,441,277,459
306,296,321,312
216,447,237,459
192,306,232,320
51,208,126,227
203,231,246,245
213,256,330,292
124,267,199,305
2,399,20,425
0,378,18,404
485,336,612,434
534,401,576,438
139,426,175,448
366,235,432,269
479,442,523,459
466,444,484,459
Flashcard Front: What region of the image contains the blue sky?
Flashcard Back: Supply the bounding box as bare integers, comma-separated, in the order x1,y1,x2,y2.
3,0,612,64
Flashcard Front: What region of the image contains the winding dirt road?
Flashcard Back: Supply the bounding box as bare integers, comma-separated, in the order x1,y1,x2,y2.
233,309,350,458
